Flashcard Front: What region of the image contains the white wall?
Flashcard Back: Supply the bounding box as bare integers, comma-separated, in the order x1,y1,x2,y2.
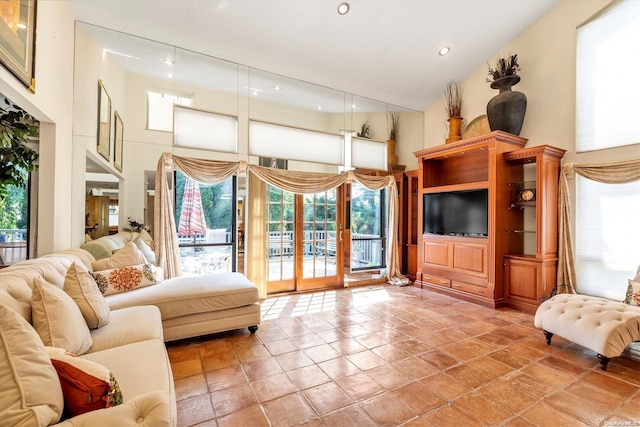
0,1,76,254
424,0,638,166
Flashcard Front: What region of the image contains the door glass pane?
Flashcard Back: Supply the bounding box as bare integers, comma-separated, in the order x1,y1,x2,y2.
351,184,385,271
267,185,294,281
303,190,338,279
0,182,29,265
175,172,235,275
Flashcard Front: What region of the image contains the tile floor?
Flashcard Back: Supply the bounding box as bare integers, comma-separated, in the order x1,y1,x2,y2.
167,285,640,426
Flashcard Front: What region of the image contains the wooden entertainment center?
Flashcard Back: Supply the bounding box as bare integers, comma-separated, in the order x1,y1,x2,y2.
413,131,565,312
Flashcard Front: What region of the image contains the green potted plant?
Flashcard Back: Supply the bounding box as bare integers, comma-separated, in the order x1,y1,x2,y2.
443,80,463,143
0,98,39,201
485,53,527,136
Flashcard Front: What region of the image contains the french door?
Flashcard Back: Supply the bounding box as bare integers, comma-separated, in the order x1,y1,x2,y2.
266,185,343,294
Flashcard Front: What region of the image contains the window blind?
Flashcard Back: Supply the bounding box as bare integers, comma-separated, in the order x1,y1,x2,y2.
575,176,640,300
249,121,343,166
174,106,238,153
576,0,640,152
351,137,387,171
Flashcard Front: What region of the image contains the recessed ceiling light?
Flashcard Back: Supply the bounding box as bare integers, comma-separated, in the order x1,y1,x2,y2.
337,2,349,15
351,104,357,109
17,23,26,29
163,59,174,65
316,106,322,110
439,47,450,56
273,85,281,90
252,91,259,96
167,73,173,78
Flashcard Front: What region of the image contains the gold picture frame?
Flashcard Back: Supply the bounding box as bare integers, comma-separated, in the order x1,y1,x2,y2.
97,80,111,161
0,0,37,92
113,111,123,172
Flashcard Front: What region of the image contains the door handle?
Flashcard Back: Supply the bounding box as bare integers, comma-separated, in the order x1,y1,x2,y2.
339,231,343,241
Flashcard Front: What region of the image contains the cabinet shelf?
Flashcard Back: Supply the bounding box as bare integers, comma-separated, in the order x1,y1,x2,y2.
509,201,536,209
422,181,490,194
507,180,536,189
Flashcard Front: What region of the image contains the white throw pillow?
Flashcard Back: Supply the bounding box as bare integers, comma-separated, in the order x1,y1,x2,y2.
133,236,156,263
31,277,93,355
64,262,110,329
0,303,64,426
92,241,147,272
139,228,153,243
92,263,161,296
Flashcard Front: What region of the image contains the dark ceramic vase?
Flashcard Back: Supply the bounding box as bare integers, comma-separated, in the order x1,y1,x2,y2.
486,75,527,136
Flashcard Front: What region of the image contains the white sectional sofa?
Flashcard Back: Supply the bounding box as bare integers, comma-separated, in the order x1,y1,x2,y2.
0,249,175,426
80,231,261,340
0,245,261,425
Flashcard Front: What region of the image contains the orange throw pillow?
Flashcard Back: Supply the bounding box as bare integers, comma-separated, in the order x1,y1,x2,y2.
46,347,123,418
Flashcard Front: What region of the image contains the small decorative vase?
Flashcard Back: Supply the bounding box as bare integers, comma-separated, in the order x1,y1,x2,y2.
387,139,398,165
487,75,527,136
446,116,463,144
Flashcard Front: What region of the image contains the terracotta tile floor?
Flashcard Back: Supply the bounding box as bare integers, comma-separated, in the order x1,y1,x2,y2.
167,285,640,426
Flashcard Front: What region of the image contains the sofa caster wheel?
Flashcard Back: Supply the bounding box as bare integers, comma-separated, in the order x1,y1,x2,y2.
248,325,258,334
543,330,553,345
597,354,610,371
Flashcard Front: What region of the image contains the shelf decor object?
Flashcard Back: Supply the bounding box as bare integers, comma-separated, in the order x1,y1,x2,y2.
443,80,463,144
0,0,37,92
387,113,400,165
486,54,527,136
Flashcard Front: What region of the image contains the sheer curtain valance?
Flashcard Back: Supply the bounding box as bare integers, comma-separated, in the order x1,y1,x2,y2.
557,159,640,294
154,152,409,287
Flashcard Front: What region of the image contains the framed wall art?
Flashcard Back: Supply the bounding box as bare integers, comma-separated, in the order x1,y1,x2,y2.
97,80,111,161
113,111,123,172
0,0,37,92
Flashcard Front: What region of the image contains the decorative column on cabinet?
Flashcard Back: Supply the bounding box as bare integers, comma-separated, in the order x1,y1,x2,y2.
503,145,565,312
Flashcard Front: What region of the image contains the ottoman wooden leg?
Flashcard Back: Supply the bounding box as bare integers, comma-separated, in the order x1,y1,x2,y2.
597,354,610,371
543,330,553,345
248,325,259,334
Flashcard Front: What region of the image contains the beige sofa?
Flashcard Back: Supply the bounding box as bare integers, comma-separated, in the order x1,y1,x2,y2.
0,249,175,426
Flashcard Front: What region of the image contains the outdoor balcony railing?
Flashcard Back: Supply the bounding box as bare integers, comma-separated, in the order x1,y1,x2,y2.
0,229,27,266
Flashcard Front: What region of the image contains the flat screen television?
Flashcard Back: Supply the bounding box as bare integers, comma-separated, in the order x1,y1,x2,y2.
423,189,488,237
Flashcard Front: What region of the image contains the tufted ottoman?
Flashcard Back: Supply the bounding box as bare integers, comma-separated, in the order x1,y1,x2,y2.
534,293,640,370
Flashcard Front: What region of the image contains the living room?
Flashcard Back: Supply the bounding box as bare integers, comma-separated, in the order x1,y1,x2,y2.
1,0,639,426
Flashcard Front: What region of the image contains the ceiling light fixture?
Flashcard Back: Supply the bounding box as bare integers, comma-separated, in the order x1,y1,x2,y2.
337,2,349,15
439,46,450,56
163,59,174,65
351,104,357,109
273,85,281,90
316,106,322,110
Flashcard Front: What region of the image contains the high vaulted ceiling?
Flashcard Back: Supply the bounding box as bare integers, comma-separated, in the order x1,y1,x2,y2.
70,0,558,112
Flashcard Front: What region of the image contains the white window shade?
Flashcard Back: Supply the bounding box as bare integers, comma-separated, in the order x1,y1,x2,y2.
351,137,387,170
249,121,343,166
147,90,192,132
174,106,237,153
576,1,640,152
575,176,640,300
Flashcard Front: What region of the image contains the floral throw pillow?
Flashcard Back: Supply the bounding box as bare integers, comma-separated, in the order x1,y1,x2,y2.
46,347,123,418
91,263,160,296
625,279,640,306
